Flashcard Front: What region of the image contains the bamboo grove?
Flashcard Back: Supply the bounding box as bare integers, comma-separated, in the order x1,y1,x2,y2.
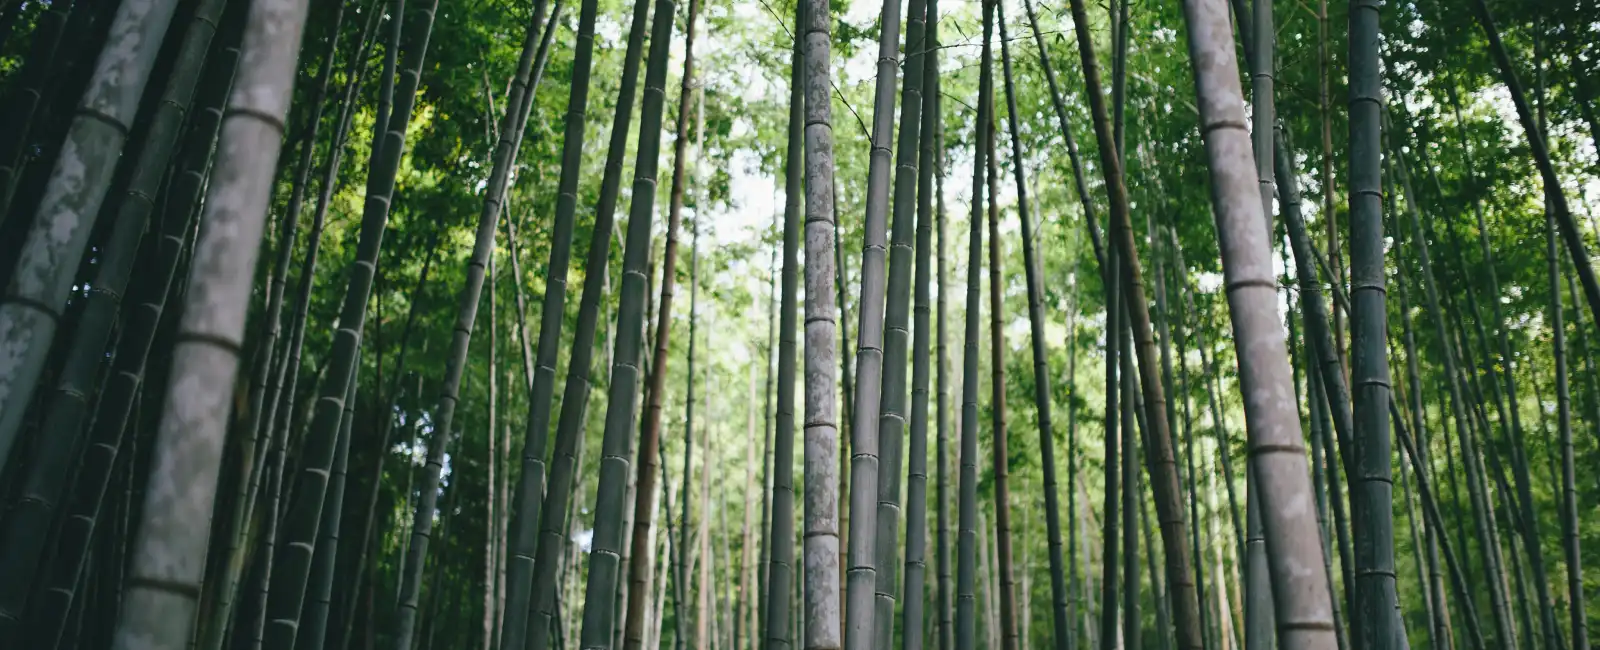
0,0,1597,646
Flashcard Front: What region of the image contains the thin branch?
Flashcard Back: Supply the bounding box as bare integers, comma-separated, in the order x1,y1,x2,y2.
756,0,792,40
835,81,871,142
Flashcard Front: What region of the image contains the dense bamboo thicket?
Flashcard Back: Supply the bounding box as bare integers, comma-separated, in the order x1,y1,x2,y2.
2,0,1599,648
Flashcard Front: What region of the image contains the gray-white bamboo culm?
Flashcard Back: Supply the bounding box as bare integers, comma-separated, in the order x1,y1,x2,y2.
0,0,230,630
0,3,1586,650
1176,0,1337,648
803,0,844,644
844,0,904,638
1244,0,1277,642
110,0,314,643
869,0,928,643
0,0,184,468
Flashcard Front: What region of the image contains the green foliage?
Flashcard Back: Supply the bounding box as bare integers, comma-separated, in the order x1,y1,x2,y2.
17,0,1595,644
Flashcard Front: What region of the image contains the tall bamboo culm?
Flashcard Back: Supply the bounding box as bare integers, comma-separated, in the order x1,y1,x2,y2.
759,0,804,644
334,0,444,645
955,4,994,646
1061,0,1205,641
843,0,907,635
899,0,939,645
21,5,251,643
108,0,316,643
0,0,232,632
995,4,1072,646
1344,0,1402,645
572,0,686,642
1175,0,1338,647
801,0,844,644
868,0,928,640
0,0,184,468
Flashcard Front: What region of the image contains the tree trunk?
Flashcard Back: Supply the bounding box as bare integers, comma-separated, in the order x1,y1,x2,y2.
107,0,313,642
994,3,1069,647
978,47,1020,650
1171,275,1214,650
837,191,855,633
248,0,352,510
1410,93,1563,650
494,0,599,641
570,0,691,642
17,6,236,625
980,509,999,648
1060,0,1205,642
1536,211,1587,650
241,327,301,650
698,372,713,650
338,229,441,650
1563,259,1600,463
1550,224,1590,650
1274,125,1351,650
1391,135,1517,649
1316,0,1345,381
1243,0,1276,644
300,355,359,650
933,28,954,650
742,364,759,650
1099,236,1121,650
1392,405,1487,650
841,0,910,633
581,1,694,647
1176,2,1339,647
956,4,993,646
1145,172,1180,650
1168,237,1247,590
901,4,939,641
263,4,416,643
867,0,929,640
1395,415,1436,647
614,406,638,650
1394,261,1452,650
484,0,583,634
688,151,707,650
1467,0,1600,329
302,9,397,636
1121,349,1141,650
800,0,845,644
376,5,459,648
417,461,462,650
0,0,233,629
0,0,185,467
509,0,647,644
483,253,500,650
1019,3,1093,646
760,0,804,643
757,210,780,650
1433,75,1520,650
1140,448,1174,650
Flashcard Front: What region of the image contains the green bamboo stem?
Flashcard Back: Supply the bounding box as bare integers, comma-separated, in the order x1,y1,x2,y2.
956,6,995,647
900,0,939,644
570,0,687,642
